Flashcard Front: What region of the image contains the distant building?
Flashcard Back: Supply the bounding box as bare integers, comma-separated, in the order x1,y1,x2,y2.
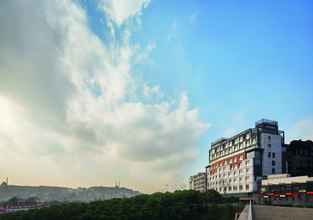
207,119,285,195
205,164,211,190
286,140,313,177
0,197,47,214
189,172,206,192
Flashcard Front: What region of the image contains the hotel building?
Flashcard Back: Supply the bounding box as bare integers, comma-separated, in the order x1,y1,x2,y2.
207,119,285,195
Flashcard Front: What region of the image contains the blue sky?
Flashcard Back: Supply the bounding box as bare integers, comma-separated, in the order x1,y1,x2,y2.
81,0,313,175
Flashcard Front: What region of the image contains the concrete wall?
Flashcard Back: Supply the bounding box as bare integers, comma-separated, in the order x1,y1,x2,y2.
261,133,283,176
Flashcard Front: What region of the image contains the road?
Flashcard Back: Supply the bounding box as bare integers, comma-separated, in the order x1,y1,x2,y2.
254,205,313,220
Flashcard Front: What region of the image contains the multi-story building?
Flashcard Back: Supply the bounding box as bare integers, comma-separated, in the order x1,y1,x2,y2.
207,119,285,195
189,172,207,192
286,140,313,177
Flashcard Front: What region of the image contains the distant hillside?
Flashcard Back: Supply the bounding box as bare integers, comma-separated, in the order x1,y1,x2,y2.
0,184,140,202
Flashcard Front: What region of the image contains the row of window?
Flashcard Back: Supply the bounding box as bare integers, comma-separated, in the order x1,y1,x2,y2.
268,152,276,158
210,175,253,185
209,175,252,184
211,139,256,159
212,163,251,175
211,184,251,193
213,139,256,153
266,137,277,175
210,168,251,180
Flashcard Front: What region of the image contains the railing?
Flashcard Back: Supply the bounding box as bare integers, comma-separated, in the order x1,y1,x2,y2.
248,200,253,220
235,200,254,220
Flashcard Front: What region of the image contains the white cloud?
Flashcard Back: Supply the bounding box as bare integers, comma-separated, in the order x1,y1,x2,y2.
0,0,207,192
99,0,150,25
143,84,160,97
134,41,156,64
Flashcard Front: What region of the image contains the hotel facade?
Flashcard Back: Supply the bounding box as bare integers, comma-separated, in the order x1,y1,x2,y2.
206,119,286,195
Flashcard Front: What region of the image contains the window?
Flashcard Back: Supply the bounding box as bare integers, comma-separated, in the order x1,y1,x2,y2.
268,152,271,158
272,152,276,158
268,136,271,141
272,168,276,174
272,160,276,166
268,144,271,148
246,184,249,190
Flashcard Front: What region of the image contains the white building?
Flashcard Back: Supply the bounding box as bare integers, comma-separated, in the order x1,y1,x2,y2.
207,119,285,195
262,174,313,187
189,172,207,192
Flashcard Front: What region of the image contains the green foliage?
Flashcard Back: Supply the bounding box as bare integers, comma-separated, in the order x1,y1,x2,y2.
0,190,238,220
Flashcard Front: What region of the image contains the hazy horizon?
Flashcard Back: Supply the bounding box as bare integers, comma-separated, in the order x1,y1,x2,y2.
0,0,312,193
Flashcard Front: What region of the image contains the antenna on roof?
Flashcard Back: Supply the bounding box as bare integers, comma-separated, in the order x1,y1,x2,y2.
114,180,120,188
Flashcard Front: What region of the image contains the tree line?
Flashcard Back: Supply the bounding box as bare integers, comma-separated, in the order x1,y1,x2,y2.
1,190,240,220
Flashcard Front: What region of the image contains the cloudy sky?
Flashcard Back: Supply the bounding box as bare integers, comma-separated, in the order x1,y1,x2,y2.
0,0,312,193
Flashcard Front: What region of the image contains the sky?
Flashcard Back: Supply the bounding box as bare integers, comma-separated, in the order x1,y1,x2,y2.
0,0,312,193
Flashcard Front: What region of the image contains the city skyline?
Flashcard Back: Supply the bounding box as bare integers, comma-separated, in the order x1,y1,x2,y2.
0,0,312,193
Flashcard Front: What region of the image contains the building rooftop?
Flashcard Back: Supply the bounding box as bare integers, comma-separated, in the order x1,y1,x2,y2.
211,128,254,147
211,119,279,147
255,119,278,126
